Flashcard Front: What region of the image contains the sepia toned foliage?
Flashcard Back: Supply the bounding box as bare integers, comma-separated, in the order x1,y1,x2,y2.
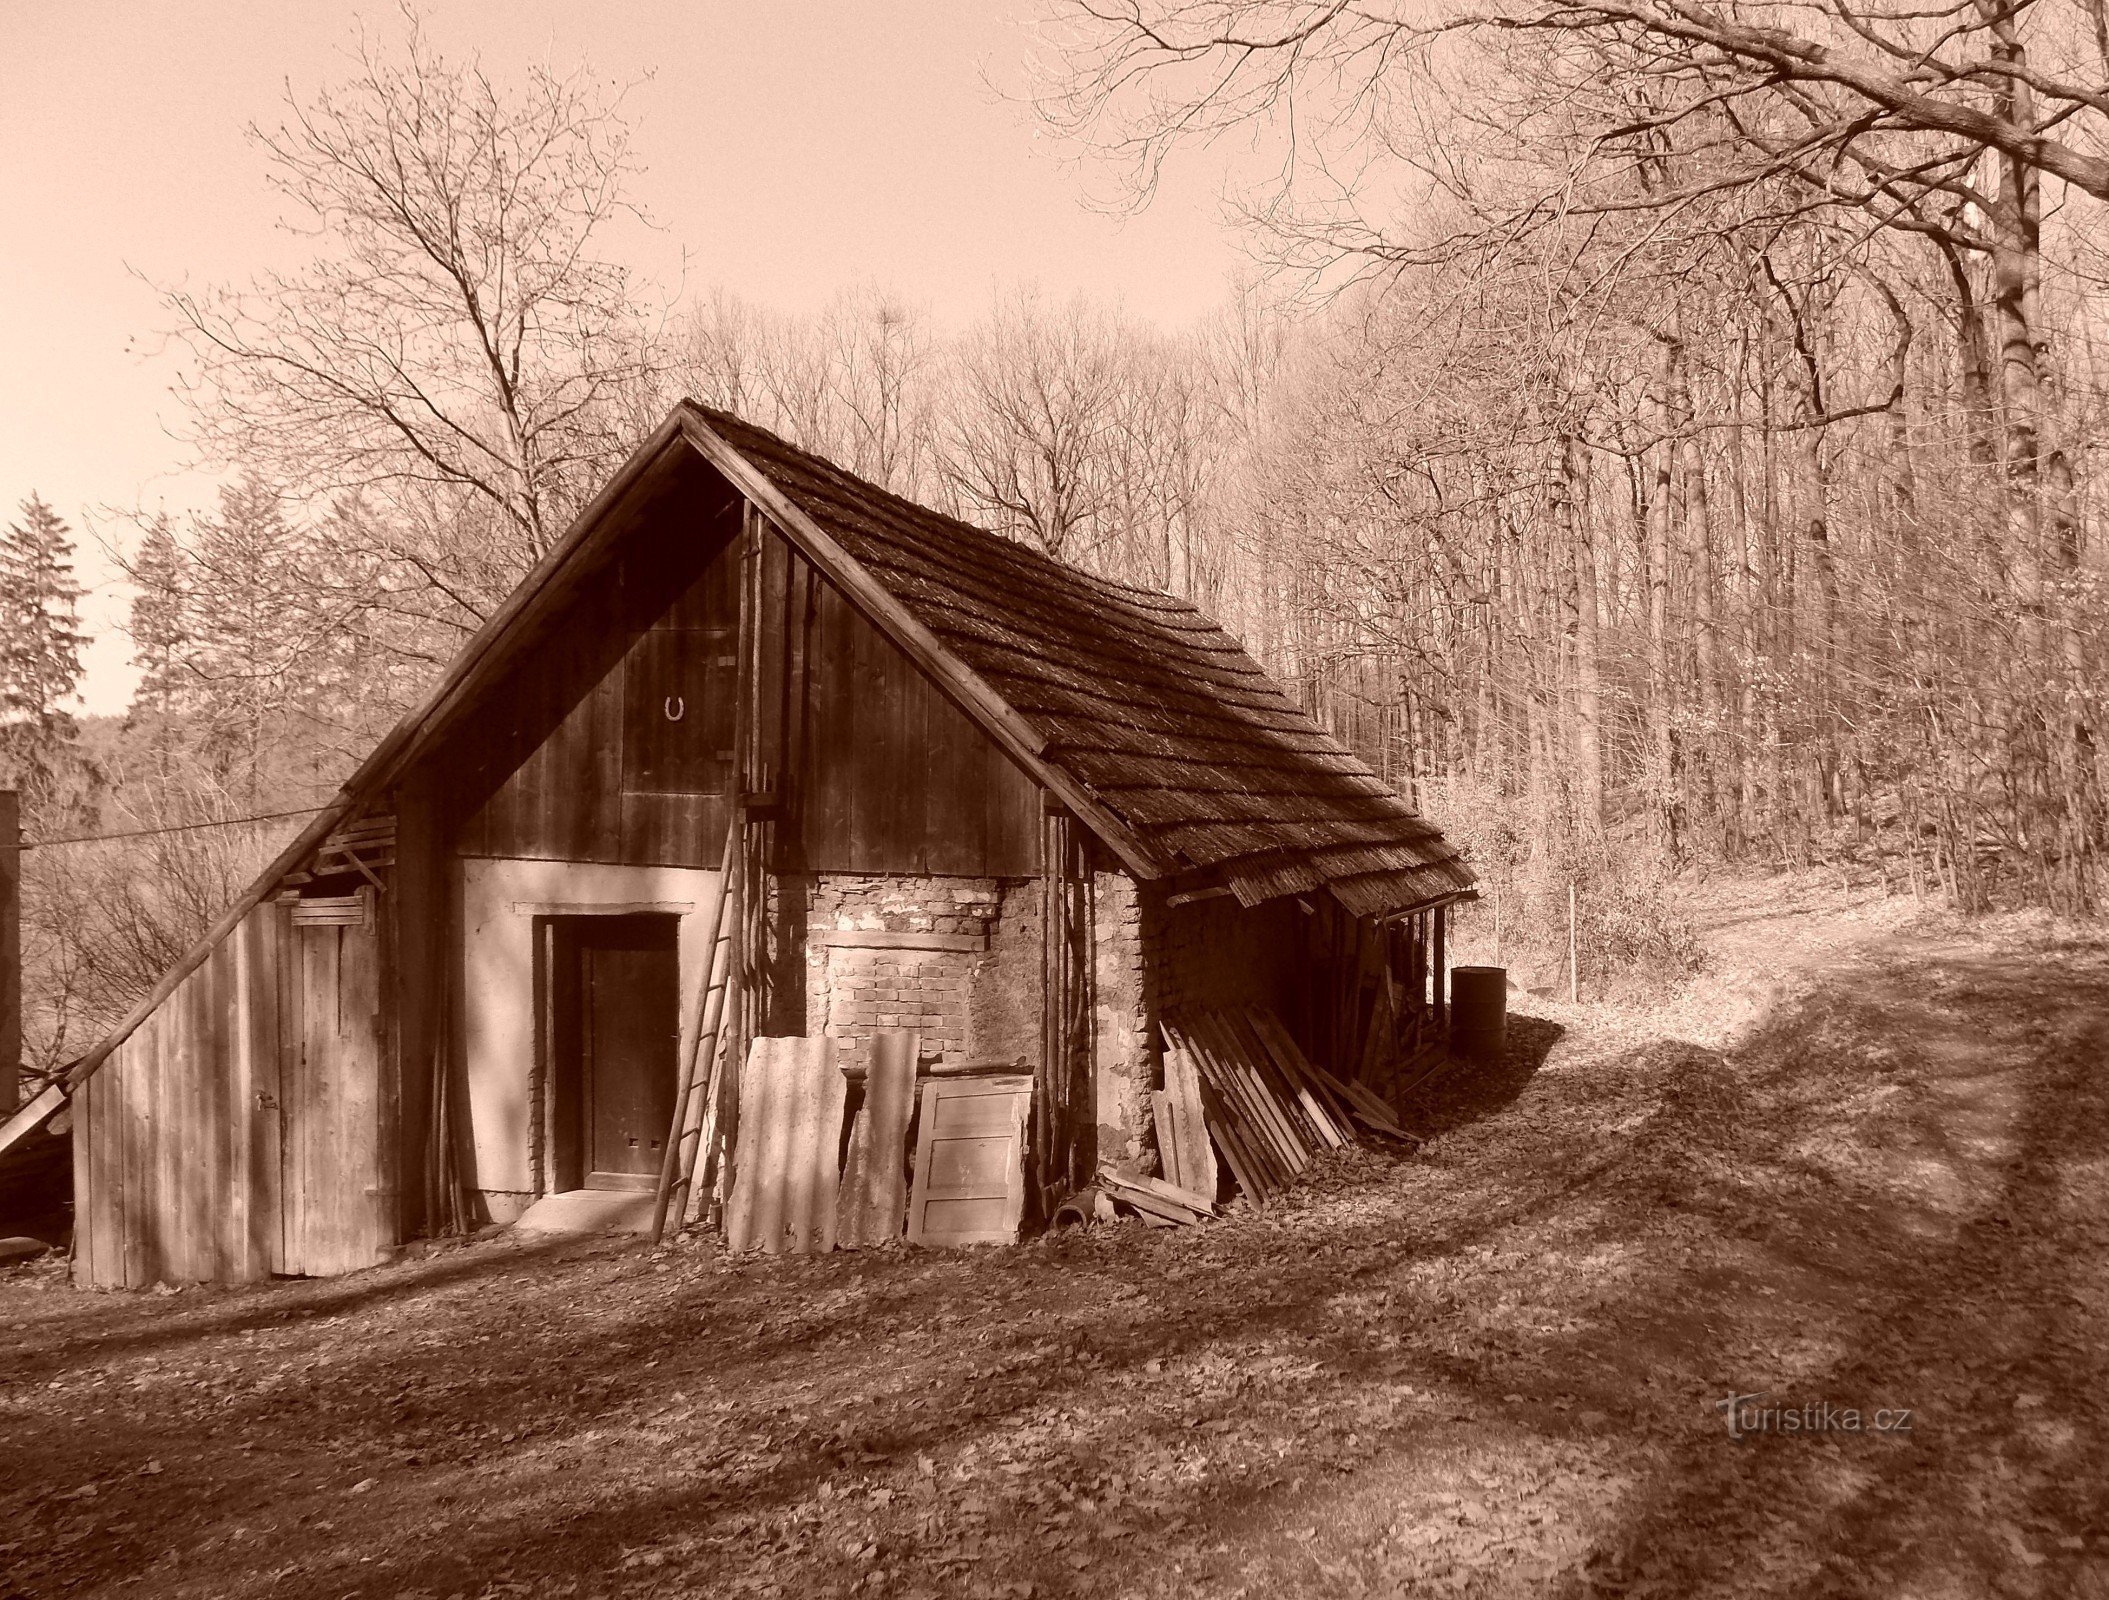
1036,0,2109,924
26,5,2107,1080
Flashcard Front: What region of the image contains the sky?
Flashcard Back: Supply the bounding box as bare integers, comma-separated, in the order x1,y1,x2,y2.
0,1,1253,714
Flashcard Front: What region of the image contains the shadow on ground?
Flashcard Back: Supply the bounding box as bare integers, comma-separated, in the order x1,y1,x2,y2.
5,931,2108,1599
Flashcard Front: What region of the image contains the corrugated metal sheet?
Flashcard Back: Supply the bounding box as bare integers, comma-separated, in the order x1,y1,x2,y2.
725,1036,846,1254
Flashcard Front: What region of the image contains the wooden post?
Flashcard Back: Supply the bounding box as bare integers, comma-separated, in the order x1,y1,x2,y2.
1567,881,1579,1004
0,791,17,1116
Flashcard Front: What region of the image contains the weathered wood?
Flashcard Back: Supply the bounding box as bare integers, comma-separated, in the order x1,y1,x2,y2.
1099,1166,1213,1219
836,1031,917,1247
1245,1009,1359,1143
1160,1043,1217,1200
907,1074,1033,1247
798,577,1041,878
1230,1010,1345,1151
1193,1076,1271,1208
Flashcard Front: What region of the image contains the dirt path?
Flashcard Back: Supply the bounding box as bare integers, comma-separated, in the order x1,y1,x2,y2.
4,881,2107,1599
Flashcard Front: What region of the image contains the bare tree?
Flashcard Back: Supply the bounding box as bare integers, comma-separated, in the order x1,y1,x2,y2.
163,12,667,622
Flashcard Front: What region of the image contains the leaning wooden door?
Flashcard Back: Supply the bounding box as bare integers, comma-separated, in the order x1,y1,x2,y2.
280,916,389,1276
906,1075,1034,1247
581,916,679,1190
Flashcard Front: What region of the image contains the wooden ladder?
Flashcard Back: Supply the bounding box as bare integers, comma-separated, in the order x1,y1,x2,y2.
650,808,744,1241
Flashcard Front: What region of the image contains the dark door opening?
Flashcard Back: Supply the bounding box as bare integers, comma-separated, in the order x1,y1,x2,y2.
547,914,680,1193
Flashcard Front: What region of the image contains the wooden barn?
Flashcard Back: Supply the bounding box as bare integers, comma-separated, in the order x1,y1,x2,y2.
3,403,1474,1286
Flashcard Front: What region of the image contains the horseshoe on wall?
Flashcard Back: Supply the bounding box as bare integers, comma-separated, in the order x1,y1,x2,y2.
664,695,686,722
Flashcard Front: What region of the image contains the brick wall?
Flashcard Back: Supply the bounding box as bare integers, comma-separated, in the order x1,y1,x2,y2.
791,873,1039,1073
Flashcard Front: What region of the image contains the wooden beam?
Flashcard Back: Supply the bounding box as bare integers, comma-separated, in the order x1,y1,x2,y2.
0,1083,63,1162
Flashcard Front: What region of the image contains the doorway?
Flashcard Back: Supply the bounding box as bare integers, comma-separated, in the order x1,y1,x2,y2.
546,914,680,1193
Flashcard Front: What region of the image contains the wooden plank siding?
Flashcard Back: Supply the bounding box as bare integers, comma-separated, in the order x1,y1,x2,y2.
452,488,745,870
793,570,1040,876
70,900,392,1287
449,471,1039,880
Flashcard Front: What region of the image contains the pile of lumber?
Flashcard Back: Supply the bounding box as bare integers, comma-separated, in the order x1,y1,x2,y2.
1096,1166,1214,1227
1158,1006,1415,1209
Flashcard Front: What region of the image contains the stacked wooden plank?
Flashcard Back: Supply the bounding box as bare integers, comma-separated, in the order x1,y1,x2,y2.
1097,1167,1214,1227
1245,1009,1414,1142
1161,1006,1419,1207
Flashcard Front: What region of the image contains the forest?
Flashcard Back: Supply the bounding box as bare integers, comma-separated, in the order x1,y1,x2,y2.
2,0,2103,1087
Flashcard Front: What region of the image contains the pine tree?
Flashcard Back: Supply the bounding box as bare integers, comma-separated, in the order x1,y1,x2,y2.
126,513,192,721
188,474,309,802
0,495,89,795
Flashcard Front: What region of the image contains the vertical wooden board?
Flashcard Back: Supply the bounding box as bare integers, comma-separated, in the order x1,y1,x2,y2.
213,939,247,1280
838,1032,917,1246
1161,1044,1218,1200
296,928,337,1276
178,964,207,1282
775,1038,817,1252
69,1075,97,1285
150,996,185,1284
198,951,229,1277
796,583,850,870
231,910,267,1278
117,1033,150,1287
335,922,386,1272
749,1039,798,1254
575,661,627,861
275,907,302,1276
99,1063,131,1286
1151,1089,1181,1191
80,1068,109,1286
249,906,284,1276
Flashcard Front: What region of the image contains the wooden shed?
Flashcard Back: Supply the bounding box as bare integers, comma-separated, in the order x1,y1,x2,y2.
5,403,1474,1285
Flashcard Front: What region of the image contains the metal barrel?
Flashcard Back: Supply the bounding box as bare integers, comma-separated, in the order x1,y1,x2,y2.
1449,965,1508,1067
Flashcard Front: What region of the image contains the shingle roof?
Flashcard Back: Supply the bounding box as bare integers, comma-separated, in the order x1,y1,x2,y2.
693,406,1475,916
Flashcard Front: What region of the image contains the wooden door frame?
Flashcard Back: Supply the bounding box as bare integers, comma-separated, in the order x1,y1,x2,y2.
533,907,683,1197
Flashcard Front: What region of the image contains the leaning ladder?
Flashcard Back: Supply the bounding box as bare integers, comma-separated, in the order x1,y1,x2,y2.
650,808,744,1241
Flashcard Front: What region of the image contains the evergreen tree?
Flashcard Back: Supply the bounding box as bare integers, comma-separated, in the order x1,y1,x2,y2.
188,473,312,802
125,512,192,721
0,495,89,795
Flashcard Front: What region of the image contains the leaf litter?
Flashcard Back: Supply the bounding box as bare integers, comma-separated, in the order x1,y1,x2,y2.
2,879,2107,1597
